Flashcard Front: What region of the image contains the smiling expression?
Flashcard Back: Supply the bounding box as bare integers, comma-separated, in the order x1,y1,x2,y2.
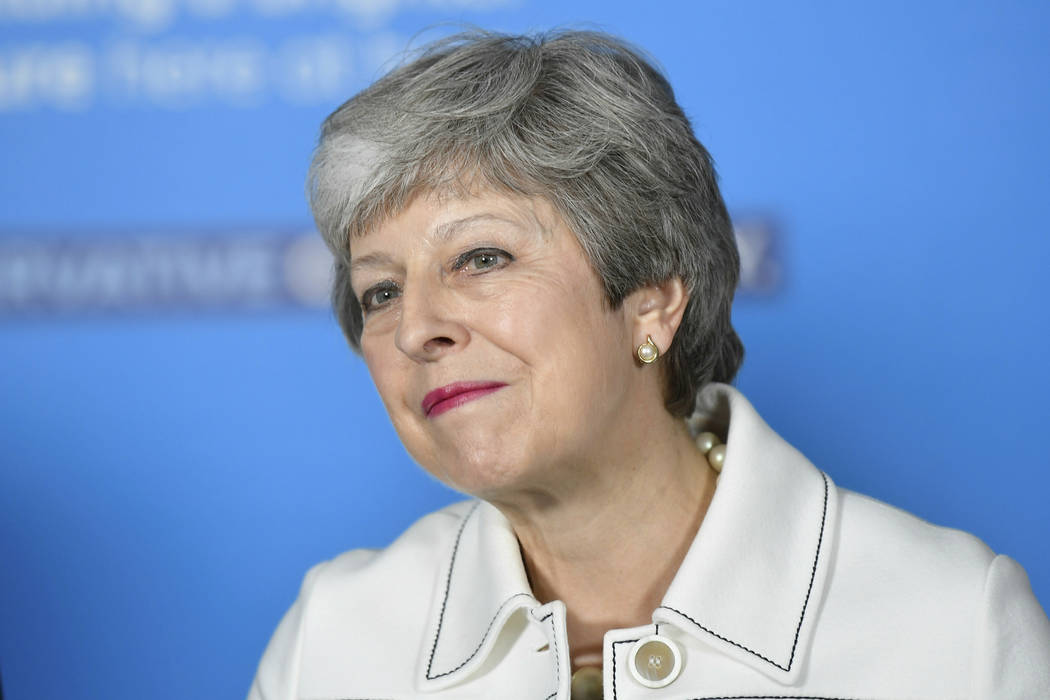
349,190,643,498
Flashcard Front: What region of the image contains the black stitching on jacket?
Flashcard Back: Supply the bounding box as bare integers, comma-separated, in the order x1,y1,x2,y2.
425,502,477,679
425,471,831,688
429,593,534,679
656,472,830,673
610,638,639,700
426,503,534,681
544,610,560,700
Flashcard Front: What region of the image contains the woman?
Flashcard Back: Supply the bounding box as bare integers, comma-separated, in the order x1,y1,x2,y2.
250,30,1049,699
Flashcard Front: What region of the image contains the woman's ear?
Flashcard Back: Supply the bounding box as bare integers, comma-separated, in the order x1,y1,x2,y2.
627,277,689,357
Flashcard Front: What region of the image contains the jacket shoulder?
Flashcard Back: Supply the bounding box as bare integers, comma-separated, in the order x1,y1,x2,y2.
301,501,478,694
248,500,475,700
838,488,995,571
305,499,475,608
818,488,1050,694
313,499,473,582
832,491,989,654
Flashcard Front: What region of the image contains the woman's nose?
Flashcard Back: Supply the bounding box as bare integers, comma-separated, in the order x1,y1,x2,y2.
394,278,468,362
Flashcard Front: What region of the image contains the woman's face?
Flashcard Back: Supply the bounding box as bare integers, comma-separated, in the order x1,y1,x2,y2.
349,190,643,498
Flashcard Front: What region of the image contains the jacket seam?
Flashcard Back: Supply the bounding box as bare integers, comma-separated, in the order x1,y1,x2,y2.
657,472,830,673
965,552,1001,699
290,561,327,697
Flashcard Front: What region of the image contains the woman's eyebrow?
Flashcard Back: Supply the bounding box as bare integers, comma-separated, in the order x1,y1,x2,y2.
431,213,524,242
349,251,397,276
350,211,537,277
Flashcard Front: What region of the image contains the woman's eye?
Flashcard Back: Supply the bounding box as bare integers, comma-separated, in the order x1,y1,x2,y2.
361,284,400,312
471,252,503,269
455,248,513,272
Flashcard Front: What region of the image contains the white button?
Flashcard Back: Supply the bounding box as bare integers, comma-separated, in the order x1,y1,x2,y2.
628,635,682,688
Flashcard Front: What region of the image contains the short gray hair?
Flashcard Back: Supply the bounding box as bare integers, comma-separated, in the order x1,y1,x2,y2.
309,28,744,417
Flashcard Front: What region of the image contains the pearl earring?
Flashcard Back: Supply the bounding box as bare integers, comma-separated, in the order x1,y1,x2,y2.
636,335,659,364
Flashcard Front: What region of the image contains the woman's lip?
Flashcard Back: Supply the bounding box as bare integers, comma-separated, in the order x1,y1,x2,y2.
422,381,508,417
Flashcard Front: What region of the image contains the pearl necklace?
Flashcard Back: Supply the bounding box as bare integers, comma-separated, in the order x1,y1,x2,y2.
570,666,602,700
568,430,726,699
695,430,726,473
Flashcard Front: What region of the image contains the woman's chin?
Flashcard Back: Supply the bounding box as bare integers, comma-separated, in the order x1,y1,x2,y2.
423,447,537,499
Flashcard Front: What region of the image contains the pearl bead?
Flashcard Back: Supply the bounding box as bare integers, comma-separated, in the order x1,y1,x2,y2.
695,431,719,454
638,343,657,363
707,443,726,473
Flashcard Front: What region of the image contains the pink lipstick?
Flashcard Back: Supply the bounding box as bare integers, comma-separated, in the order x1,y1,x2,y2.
422,381,507,418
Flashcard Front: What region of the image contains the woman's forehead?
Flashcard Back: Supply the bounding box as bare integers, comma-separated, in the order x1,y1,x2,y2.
352,189,560,253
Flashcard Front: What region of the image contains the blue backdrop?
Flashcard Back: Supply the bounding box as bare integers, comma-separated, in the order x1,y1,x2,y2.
1,2,1048,698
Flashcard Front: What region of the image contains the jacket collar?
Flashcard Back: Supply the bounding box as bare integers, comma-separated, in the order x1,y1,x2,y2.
417,384,837,689
417,500,538,691
653,383,837,684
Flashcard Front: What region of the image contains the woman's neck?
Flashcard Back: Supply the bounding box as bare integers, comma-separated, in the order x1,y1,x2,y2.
489,413,718,670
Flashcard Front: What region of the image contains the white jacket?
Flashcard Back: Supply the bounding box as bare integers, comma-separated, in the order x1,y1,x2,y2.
249,385,1050,699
